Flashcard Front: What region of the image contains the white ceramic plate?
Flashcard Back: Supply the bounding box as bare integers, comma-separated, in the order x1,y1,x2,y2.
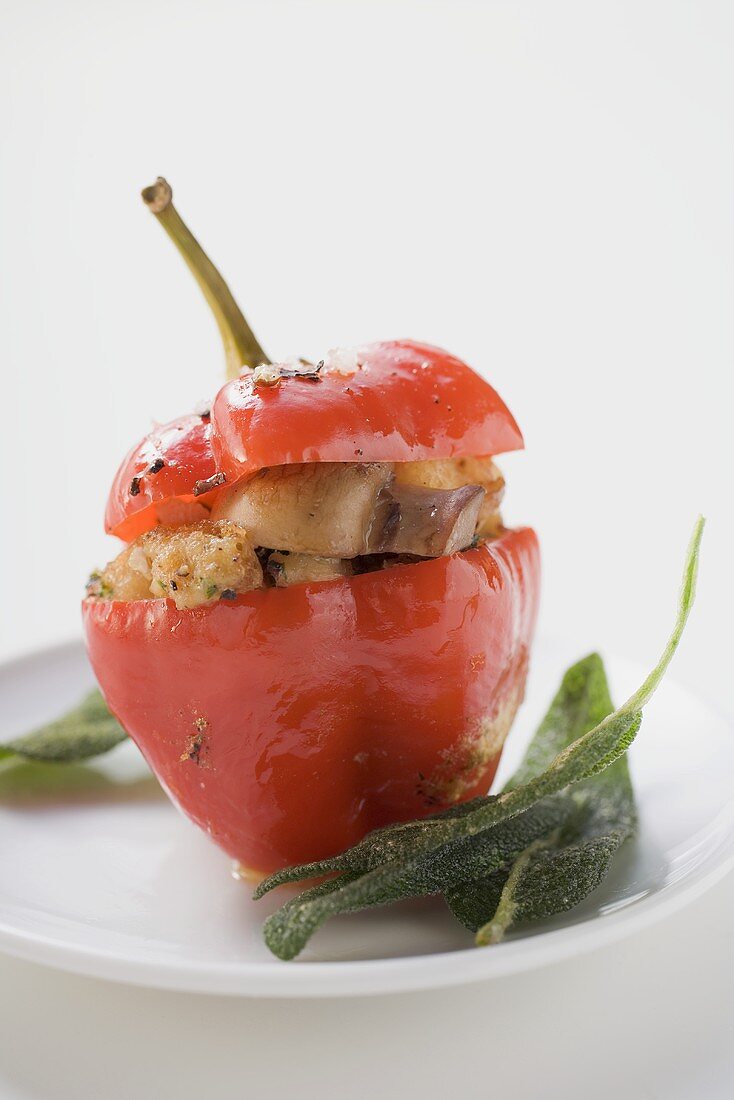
0,637,732,998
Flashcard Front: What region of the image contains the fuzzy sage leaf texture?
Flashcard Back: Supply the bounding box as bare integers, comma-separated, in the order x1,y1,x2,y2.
263,796,575,961
446,650,635,942
258,519,703,960
260,656,627,961
476,762,634,945
0,689,127,763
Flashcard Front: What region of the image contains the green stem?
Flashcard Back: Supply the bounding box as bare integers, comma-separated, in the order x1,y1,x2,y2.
141,177,270,379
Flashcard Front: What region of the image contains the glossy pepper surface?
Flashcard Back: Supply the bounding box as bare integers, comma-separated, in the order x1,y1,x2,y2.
83,526,539,873
211,340,524,482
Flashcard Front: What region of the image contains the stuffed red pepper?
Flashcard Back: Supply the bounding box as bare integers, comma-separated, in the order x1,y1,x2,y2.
83,180,540,874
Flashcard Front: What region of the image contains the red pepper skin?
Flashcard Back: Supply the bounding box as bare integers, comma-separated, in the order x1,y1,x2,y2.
83,528,539,874
212,340,524,483
105,341,524,542
105,414,217,541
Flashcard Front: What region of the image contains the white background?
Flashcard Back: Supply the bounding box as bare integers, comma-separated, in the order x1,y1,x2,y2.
0,2,732,1097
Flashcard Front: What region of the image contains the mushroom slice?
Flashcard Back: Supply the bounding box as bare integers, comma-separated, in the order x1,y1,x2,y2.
368,483,485,557
211,462,393,557
394,457,504,537
212,461,490,560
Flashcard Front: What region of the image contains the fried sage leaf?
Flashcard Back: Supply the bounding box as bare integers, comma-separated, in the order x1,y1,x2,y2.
445,650,630,934
262,656,621,961
263,796,573,960
0,689,127,763
257,519,703,959
483,760,634,944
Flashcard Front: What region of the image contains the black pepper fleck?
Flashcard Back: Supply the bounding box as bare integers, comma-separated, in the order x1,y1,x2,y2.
129,476,141,496
148,458,165,474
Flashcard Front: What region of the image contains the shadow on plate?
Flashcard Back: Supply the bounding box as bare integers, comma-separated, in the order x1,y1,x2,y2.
0,759,163,807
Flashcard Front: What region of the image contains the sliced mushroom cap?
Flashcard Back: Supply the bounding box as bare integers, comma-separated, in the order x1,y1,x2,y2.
212,461,489,559
211,463,393,557
394,456,504,537
367,483,485,557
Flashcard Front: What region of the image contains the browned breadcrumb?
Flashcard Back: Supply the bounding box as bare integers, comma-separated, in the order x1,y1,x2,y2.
89,520,263,610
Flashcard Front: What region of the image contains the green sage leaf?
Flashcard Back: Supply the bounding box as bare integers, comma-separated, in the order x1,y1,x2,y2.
263,796,573,960
447,760,635,941
444,514,706,946
257,518,703,960
0,689,127,763
445,650,633,937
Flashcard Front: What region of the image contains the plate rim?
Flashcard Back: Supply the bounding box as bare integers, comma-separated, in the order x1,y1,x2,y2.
1,638,733,998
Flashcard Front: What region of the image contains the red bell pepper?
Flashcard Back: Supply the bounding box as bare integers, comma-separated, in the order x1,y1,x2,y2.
83,179,540,873
84,529,538,872
211,340,524,483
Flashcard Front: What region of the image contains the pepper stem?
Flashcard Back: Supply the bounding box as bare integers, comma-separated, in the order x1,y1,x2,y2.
141,178,270,379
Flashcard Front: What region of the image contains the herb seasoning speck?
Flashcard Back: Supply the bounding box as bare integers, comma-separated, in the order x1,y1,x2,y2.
194,472,226,496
